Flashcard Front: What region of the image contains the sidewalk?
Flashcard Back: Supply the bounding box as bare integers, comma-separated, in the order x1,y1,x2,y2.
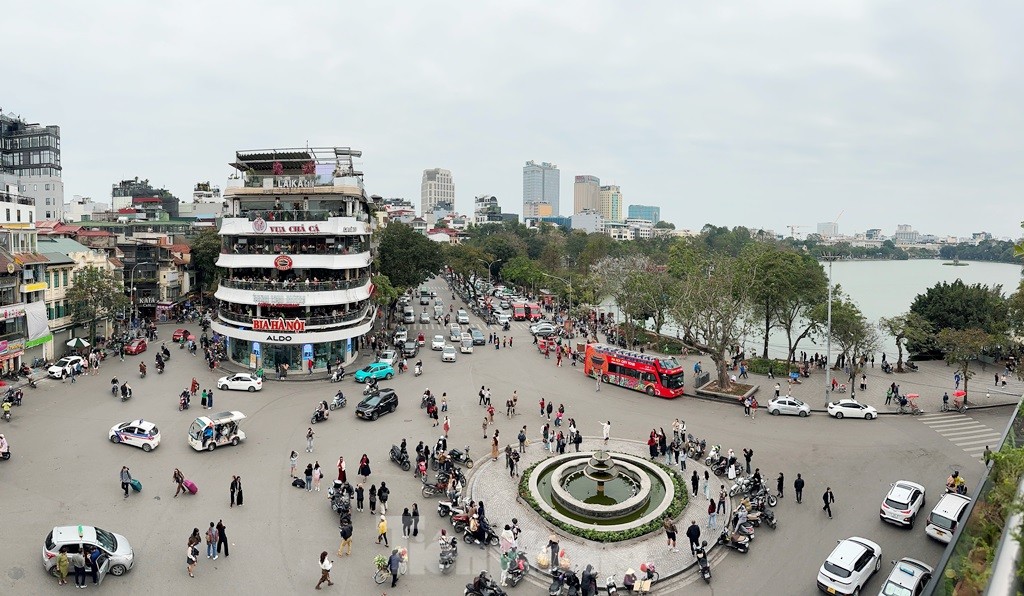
469,437,724,587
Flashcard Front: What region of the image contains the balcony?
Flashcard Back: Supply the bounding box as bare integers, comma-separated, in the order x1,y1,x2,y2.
215,252,371,270
225,174,365,198
218,215,370,237
220,276,370,292
222,240,369,255
217,306,369,329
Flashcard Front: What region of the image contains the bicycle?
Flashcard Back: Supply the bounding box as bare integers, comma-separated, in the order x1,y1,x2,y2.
372,552,408,584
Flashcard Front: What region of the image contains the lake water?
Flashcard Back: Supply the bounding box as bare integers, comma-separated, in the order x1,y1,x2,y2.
611,259,1022,359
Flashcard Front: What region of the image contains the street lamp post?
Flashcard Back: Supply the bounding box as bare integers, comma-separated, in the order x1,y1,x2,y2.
477,258,502,285
823,255,836,407
540,272,573,315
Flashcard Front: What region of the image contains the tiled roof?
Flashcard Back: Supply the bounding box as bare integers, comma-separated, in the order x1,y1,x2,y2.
108,257,124,268
14,253,50,265
169,243,191,253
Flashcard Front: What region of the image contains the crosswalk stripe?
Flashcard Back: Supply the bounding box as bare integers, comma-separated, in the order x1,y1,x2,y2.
943,432,1001,442
954,437,1001,446
940,428,994,437
924,423,986,432
922,419,980,429
961,445,988,452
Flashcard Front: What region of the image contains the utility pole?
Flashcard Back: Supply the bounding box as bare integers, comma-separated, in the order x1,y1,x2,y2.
822,254,837,407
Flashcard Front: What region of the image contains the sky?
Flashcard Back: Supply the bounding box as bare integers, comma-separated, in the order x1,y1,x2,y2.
5,1,1023,239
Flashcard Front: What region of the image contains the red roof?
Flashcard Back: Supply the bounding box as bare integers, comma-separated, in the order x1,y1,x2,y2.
169,243,191,253
108,257,124,268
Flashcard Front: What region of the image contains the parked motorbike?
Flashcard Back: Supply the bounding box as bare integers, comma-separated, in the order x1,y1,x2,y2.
748,486,778,507
438,494,468,518
439,537,459,574
729,476,754,497
446,446,474,469
451,511,471,534
390,445,411,471
695,541,711,583
717,527,750,553
329,391,346,410
730,511,756,537
704,444,721,466
422,477,448,498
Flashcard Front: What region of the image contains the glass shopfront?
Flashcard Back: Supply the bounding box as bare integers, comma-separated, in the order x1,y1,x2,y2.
227,336,359,374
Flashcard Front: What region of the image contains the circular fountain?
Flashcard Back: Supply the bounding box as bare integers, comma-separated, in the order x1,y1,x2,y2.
529,451,677,532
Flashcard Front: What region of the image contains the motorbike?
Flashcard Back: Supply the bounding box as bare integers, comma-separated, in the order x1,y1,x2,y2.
464,570,507,596
4,390,22,407
439,536,459,574
120,388,131,403
156,363,165,375
161,347,171,361
28,377,37,389
0,447,10,460
329,391,346,410
549,568,581,596
717,527,750,553
446,446,474,469
438,494,468,518
451,511,471,533
390,445,412,471
695,541,711,583
748,486,778,507
179,395,191,411
2,407,10,422
329,369,346,383
730,512,756,537
711,457,729,477
422,476,448,498
311,407,327,424
421,392,434,409
363,382,379,396
414,364,422,377
729,476,755,497
505,550,529,587
463,522,500,548
704,445,721,466
605,576,618,594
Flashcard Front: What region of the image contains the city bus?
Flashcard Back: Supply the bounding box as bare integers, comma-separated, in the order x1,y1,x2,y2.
512,303,527,321
583,343,685,398
525,302,543,322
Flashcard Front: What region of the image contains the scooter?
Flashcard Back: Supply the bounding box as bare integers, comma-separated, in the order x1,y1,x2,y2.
505,550,529,587
0,447,10,460
161,347,171,361
2,408,10,422
439,536,459,574
329,391,346,410
438,495,468,518
311,407,327,424
120,388,132,403
704,445,721,466
549,567,581,596
414,364,422,377
329,369,346,383
156,363,165,375
447,446,475,469
178,396,191,411
730,512,755,537
695,541,711,583
605,576,618,594
390,445,411,471
363,382,379,396
717,527,750,553
27,377,37,389
464,570,507,596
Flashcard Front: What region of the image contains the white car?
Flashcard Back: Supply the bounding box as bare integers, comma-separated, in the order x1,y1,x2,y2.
217,373,263,392
878,558,932,596
378,349,399,367
880,480,926,528
828,399,878,420
419,311,431,324
530,322,556,336
768,397,811,417
431,335,446,351
441,346,457,362
48,355,84,378
457,310,469,324
496,313,511,326
109,419,161,452
817,537,882,595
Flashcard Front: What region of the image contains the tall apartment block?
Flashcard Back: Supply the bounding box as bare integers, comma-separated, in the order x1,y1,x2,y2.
599,185,623,222
523,161,559,216
573,175,600,214
421,168,454,215
0,112,63,221
627,204,660,224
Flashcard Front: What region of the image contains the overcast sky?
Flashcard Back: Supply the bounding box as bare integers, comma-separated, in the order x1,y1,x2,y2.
5,1,1023,239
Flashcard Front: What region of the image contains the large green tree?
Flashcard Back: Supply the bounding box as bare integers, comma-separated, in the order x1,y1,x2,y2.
189,228,222,291
935,328,1000,400
742,244,806,359
823,294,879,370
908,279,1009,356
878,312,933,372
66,267,131,343
376,223,444,291
774,255,829,362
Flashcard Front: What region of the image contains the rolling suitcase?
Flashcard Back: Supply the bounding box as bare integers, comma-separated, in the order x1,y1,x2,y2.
183,479,198,495
130,478,142,493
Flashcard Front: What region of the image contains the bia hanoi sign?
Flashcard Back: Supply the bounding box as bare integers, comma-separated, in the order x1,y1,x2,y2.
252,318,306,333
274,255,293,270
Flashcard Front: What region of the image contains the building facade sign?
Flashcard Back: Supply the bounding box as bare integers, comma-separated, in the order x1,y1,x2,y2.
0,338,25,362
252,318,306,333
253,220,323,235
274,255,293,271
252,293,307,306
0,306,27,321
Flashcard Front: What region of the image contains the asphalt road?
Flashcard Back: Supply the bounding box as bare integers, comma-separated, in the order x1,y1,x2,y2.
0,279,1008,595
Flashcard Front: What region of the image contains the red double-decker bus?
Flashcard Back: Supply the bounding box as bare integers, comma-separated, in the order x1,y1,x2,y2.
583,343,685,398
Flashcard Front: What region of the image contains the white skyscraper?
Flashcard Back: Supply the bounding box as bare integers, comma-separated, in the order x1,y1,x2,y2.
522,161,560,216
421,168,454,215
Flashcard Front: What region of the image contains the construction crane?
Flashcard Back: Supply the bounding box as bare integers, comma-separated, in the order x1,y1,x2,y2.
788,224,809,239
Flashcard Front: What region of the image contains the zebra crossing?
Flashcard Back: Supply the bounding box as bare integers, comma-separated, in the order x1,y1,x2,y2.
917,412,1003,458
403,321,535,333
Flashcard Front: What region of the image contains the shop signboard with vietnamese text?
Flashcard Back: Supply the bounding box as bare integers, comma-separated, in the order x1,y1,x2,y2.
0,338,26,362
252,318,306,333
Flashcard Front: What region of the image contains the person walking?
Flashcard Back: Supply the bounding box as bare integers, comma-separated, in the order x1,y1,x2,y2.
546,401,554,420
358,454,371,481
313,462,323,492
216,520,229,557
663,516,678,553
337,456,347,483
290,451,298,478
794,473,805,503
539,397,546,418
120,466,132,499
703,470,711,499
186,541,198,578
411,503,420,537
230,475,241,506
377,515,389,546
601,420,611,442
378,481,390,514
369,484,377,514
173,468,186,497
388,548,402,588
401,507,412,538
306,427,315,453
707,499,717,529
206,522,219,560
337,520,353,557
822,487,835,519
546,534,560,571
482,416,489,439
776,472,785,499
685,520,701,556
442,416,451,438
315,551,334,589
690,470,699,497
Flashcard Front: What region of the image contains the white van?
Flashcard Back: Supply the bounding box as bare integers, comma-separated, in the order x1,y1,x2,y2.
402,306,415,324
457,309,469,324
924,493,971,543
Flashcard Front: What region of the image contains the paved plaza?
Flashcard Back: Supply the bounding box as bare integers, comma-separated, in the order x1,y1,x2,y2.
0,279,1019,594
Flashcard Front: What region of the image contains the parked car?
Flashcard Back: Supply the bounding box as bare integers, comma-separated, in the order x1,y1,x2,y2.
124,338,147,355
44,525,133,578
217,373,263,392
431,335,446,350
880,480,926,527
442,346,457,362
925,493,971,544
816,536,882,595
109,419,161,452
48,355,84,379
356,388,399,420
354,362,395,382
767,397,811,417
470,327,485,345
827,399,878,420
878,558,932,596
171,328,189,342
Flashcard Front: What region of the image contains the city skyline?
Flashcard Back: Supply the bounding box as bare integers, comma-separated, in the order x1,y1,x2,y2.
3,2,1023,238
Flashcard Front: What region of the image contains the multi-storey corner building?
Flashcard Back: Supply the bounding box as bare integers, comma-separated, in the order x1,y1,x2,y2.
421,168,454,215
213,147,374,373
0,112,63,221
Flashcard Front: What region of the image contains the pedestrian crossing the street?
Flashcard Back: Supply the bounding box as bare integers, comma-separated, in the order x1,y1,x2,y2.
917,412,1003,458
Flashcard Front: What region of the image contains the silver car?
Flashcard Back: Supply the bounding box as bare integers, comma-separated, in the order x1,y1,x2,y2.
767,397,811,417
877,558,932,596
45,525,133,578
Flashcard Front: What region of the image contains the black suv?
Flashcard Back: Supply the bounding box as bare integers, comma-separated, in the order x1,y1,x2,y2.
356,388,399,421
402,340,419,358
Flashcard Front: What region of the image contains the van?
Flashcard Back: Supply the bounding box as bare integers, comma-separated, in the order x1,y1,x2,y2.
402,306,415,324
925,493,971,543
457,309,469,324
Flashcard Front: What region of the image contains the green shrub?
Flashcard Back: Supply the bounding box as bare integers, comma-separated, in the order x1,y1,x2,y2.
746,357,794,376
517,459,688,542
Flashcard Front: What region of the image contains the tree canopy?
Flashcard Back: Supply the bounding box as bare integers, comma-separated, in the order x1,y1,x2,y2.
66,267,130,342
376,223,445,291
908,279,1009,355
189,228,222,291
